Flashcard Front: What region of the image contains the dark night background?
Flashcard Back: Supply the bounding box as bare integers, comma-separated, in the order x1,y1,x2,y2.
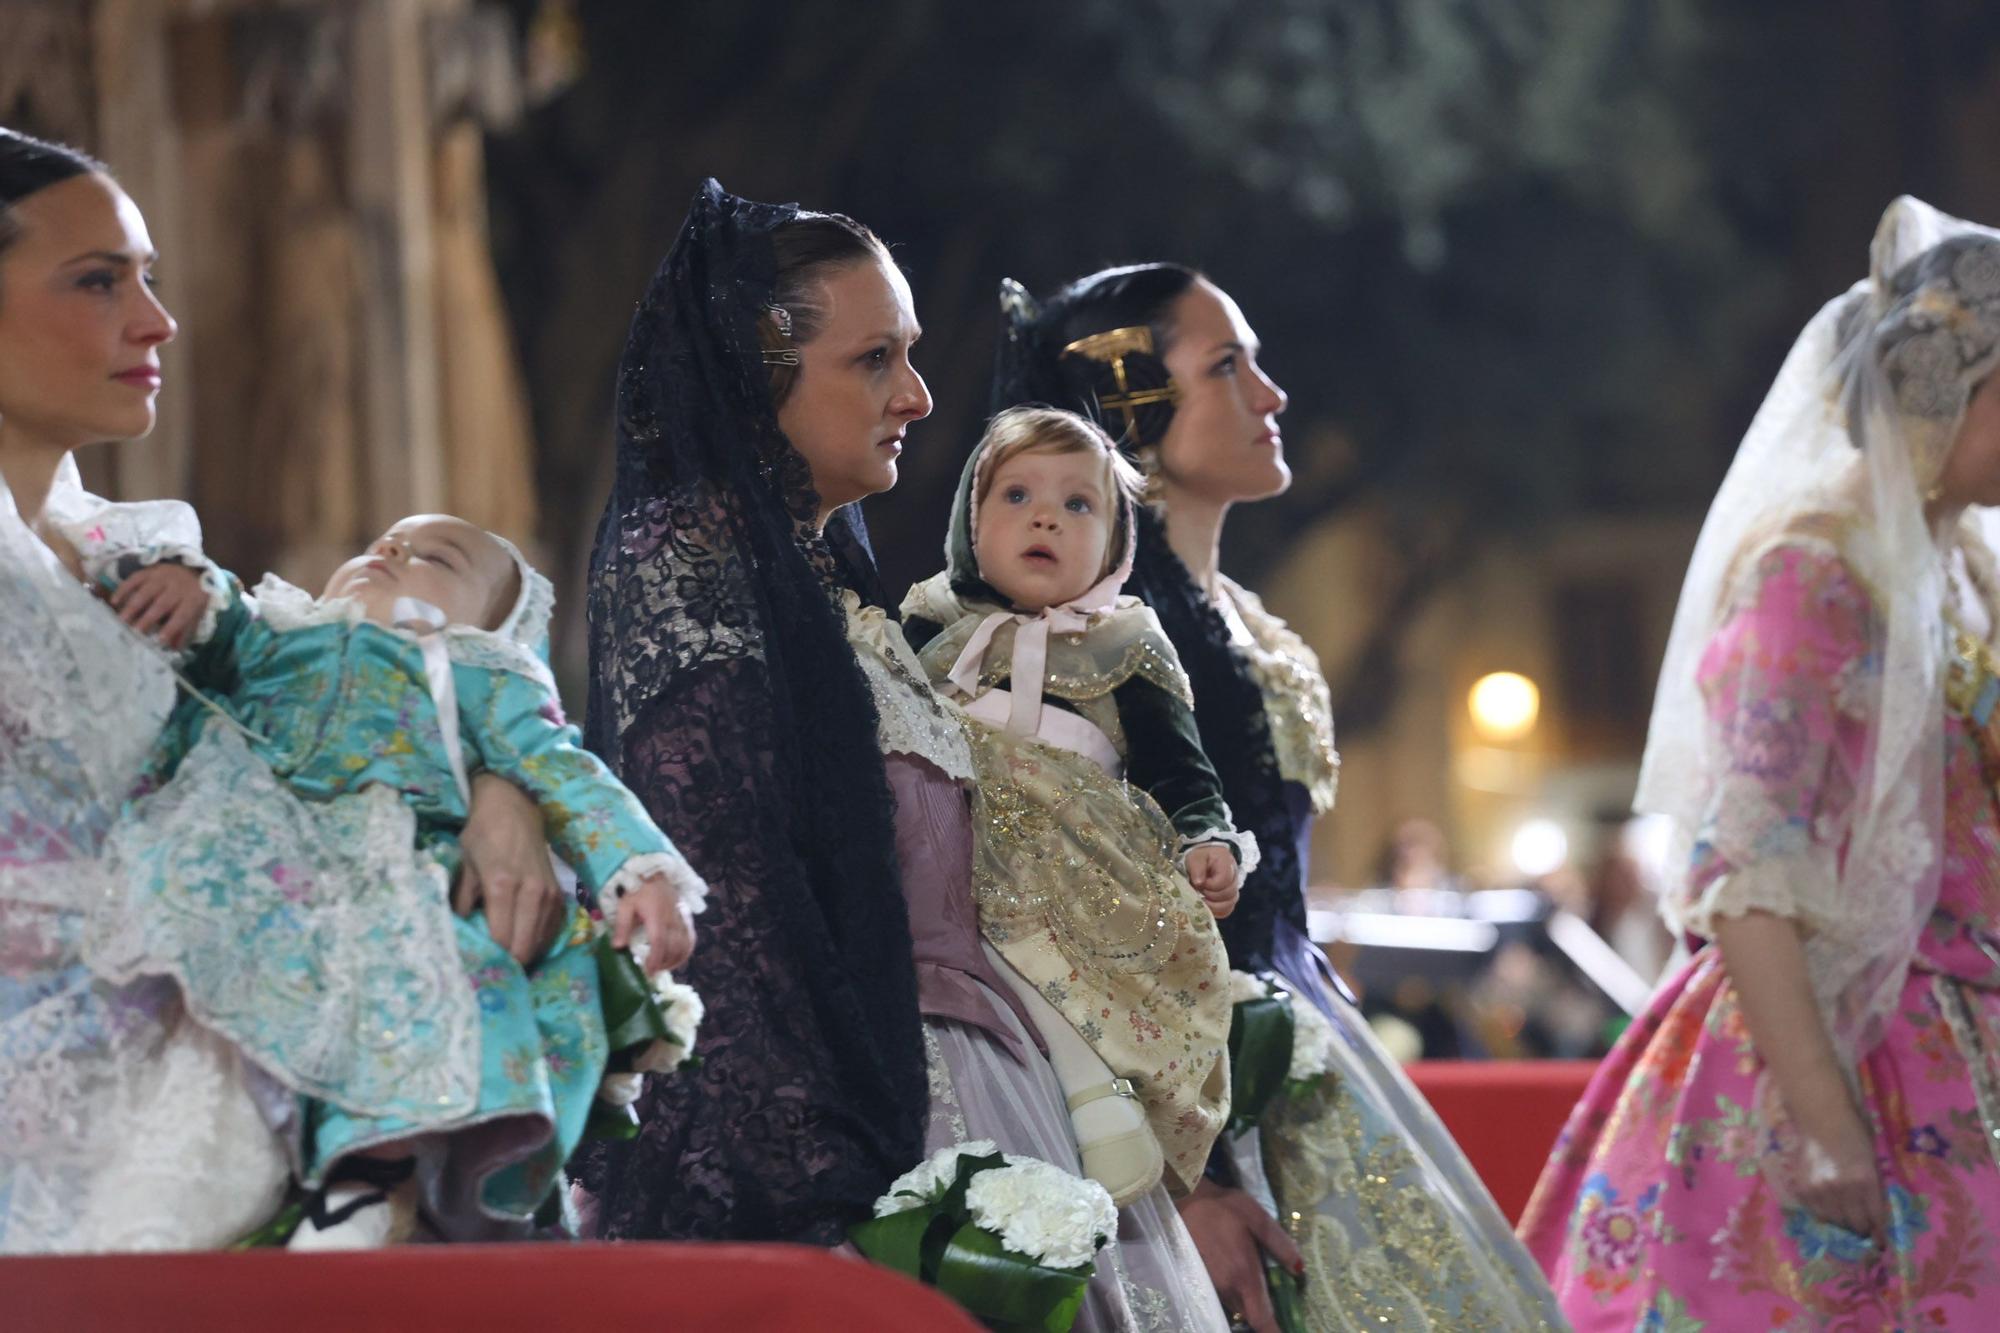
481,0,2000,744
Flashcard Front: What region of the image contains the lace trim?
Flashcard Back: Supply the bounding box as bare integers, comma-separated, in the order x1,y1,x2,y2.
45,484,231,653
1177,825,1262,879
74,541,231,647
842,592,975,780
601,848,710,916
6,482,179,815
977,633,1195,711
1681,851,1841,941
252,575,557,693
903,576,1196,711
1217,577,1340,815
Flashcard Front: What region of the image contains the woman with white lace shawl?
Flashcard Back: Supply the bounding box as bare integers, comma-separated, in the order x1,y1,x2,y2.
1522,197,2000,1328
0,127,597,1253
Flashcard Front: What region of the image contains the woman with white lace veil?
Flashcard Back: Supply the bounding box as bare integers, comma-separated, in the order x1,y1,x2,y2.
1522,196,2000,1327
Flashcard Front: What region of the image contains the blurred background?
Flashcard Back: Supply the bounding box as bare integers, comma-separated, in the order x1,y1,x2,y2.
11,0,2000,1056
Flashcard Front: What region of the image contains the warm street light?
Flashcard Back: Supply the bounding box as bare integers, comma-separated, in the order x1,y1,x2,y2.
1469,671,1540,743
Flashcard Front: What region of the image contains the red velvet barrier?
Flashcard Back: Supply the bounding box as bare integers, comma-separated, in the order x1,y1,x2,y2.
1406,1059,1596,1224
5,1242,984,1332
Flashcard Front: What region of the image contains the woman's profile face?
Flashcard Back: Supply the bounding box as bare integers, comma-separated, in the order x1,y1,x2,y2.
1153,277,1290,506
777,255,932,519
1937,370,2000,510
0,172,176,449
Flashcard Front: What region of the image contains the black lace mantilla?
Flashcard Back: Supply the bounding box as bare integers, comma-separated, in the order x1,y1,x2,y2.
572,179,925,1244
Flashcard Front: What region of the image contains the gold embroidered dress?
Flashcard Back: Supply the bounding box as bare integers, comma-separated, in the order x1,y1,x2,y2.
905,577,1235,1195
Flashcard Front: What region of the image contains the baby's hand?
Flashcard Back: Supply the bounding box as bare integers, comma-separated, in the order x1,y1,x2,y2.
1184,843,1240,919
613,875,697,974
109,563,208,650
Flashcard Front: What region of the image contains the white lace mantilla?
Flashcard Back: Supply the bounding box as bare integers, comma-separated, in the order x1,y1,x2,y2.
841,591,974,780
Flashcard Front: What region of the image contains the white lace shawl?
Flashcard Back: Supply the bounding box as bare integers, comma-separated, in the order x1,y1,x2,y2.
839,591,974,781
2,457,288,1252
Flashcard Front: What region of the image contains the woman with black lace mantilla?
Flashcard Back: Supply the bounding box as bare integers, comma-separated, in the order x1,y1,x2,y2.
570,181,1225,1329
993,266,1567,1332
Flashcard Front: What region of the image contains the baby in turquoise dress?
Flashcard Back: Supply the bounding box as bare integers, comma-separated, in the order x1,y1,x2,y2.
81,513,705,1246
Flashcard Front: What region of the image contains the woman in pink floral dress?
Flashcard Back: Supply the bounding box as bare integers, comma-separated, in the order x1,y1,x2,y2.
1522,197,2000,1330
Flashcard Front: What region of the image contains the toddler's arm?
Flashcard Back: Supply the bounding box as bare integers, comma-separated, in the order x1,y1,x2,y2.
1118,676,1259,914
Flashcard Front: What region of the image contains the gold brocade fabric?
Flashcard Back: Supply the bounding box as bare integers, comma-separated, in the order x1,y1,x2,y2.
962,717,1232,1194
1217,577,1340,815
903,574,1195,709
1260,1078,1558,1332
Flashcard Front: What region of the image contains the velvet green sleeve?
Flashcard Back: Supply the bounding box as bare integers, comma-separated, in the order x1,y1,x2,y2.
901,614,944,652
1116,675,1238,855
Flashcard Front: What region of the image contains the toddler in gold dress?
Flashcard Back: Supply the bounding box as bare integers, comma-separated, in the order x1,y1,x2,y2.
902,407,1249,1202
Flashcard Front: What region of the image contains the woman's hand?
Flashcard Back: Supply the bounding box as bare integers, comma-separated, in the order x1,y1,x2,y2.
1794,1101,1890,1247
1185,844,1241,919
613,875,697,974
1713,909,1889,1246
458,773,568,966
109,563,207,650
1174,1179,1304,1333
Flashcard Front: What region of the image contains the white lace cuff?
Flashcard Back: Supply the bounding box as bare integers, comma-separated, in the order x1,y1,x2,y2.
1680,851,1837,941
601,849,709,916
83,542,232,646
1177,827,1261,879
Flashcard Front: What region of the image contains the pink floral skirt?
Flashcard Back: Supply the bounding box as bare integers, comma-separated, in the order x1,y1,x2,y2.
1521,947,2000,1331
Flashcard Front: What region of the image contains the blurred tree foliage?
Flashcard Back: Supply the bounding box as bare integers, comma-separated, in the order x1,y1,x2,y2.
488,0,2000,731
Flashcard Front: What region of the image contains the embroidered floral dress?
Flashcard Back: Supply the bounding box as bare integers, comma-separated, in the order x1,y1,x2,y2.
87,562,701,1236
1,463,290,1252
1522,542,2000,1330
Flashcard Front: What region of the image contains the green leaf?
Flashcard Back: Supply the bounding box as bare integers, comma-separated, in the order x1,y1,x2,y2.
933,1222,1091,1332
1228,993,1296,1132
849,1206,945,1279
936,1150,1008,1220
1265,1255,1310,1333
594,935,672,1054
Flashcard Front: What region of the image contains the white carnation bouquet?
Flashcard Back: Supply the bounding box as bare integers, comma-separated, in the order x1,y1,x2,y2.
585,920,704,1139
853,1140,1117,1331
596,972,704,1110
